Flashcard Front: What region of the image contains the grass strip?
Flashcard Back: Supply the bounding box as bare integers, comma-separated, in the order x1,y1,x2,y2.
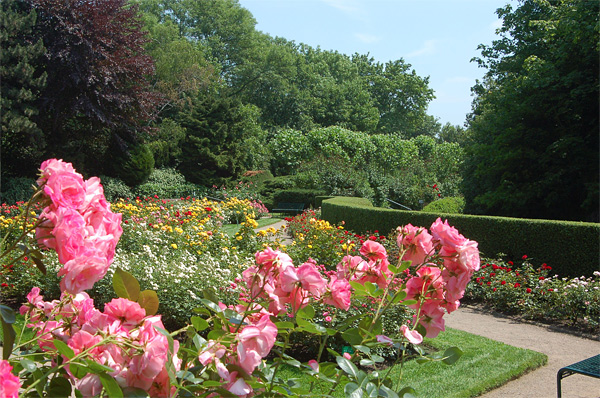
275,327,547,397
222,217,282,237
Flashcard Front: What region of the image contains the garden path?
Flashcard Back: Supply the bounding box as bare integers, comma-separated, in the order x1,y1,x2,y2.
255,220,600,397
445,305,599,398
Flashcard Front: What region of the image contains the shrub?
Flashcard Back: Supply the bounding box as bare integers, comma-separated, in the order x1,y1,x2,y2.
322,196,600,277
0,177,35,204
134,168,201,199
99,175,133,202
110,141,155,186
423,197,465,214
240,170,274,189
272,189,327,211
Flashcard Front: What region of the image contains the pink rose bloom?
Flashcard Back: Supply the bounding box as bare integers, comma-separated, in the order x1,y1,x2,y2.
288,286,310,313
255,247,293,272
297,262,327,297
147,368,177,398
104,298,147,329
405,266,444,306
224,371,252,397
442,270,471,303
323,275,351,310
279,264,300,292
308,359,319,372
456,240,480,273
359,240,387,261
68,330,103,358
400,325,423,345
49,207,86,264
74,373,103,398
0,360,20,398
237,314,277,358
376,334,394,346
430,218,467,250
37,158,77,185
43,170,86,209
397,224,434,266
415,301,445,338
58,252,109,294
336,255,368,280
343,352,352,360
198,340,227,366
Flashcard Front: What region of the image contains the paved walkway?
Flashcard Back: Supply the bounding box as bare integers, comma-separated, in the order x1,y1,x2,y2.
255,219,600,397
446,306,599,398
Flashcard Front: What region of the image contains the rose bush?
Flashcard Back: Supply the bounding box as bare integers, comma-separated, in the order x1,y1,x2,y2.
0,159,480,397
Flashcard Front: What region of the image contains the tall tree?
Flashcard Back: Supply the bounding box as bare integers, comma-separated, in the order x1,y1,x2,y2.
0,0,47,177
463,0,599,221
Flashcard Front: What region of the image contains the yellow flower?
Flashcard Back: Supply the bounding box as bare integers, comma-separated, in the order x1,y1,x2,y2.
236,235,243,241
171,244,178,249
308,244,313,249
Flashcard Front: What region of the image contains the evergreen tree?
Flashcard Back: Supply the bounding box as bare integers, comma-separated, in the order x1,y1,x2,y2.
0,0,47,177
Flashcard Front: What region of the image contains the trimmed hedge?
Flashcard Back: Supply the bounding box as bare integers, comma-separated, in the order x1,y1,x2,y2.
272,189,327,211
422,197,465,214
322,197,600,277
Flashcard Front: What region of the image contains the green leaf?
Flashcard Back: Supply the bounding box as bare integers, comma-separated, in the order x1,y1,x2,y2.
399,260,412,272
85,359,118,374
31,256,47,275
138,290,159,316
69,362,88,379
113,268,140,301
442,347,463,365
275,321,295,330
99,372,124,398
1,312,16,360
354,345,371,355
296,304,315,320
191,316,209,331
391,290,407,304
47,376,73,397
53,339,74,359
341,328,362,345
360,359,374,366
0,305,16,324
20,359,37,373
344,382,363,398
326,348,340,358
203,288,220,304
336,356,359,380
379,385,401,398
400,299,417,306
398,386,416,398
193,334,206,350
121,387,150,397
200,299,222,313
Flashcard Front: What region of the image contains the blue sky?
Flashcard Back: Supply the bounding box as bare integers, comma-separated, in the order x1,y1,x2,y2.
238,0,511,127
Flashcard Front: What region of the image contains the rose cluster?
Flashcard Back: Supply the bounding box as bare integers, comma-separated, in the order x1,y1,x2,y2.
398,219,480,338
20,288,180,397
35,159,122,294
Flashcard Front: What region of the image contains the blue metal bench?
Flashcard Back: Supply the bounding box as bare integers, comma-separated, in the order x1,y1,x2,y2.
557,354,600,397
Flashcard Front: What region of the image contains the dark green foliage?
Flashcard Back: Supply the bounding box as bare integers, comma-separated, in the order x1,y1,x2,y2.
258,176,298,209
322,197,600,277
0,0,47,178
0,177,35,204
134,168,201,199
99,176,133,202
109,138,155,187
464,0,599,222
272,189,327,211
240,170,274,189
177,93,251,186
423,197,466,214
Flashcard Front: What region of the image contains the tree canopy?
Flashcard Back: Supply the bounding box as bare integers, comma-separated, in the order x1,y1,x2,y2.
463,0,599,222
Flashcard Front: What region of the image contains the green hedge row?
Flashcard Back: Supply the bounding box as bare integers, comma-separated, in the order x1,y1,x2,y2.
322,197,600,277
272,189,327,211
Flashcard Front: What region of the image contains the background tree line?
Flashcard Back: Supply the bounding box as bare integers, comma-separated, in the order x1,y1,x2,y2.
1,0,597,221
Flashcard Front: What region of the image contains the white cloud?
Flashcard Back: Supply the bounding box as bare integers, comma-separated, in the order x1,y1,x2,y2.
406,39,437,58
355,33,381,44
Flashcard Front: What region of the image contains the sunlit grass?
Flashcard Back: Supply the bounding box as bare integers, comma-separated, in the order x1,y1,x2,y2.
222,217,282,237
275,327,547,397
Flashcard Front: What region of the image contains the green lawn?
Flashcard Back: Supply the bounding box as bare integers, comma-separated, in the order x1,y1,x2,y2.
222,217,282,237
275,327,548,397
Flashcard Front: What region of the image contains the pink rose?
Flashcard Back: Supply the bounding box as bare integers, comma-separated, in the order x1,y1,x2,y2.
323,275,351,310
376,334,395,346
44,171,86,209
397,224,434,266
58,252,109,294
37,158,77,185
400,325,423,345
430,218,467,250
279,264,300,292
104,298,146,329
0,360,20,398
359,240,387,261
308,359,319,372
237,314,277,358
297,262,327,297
414,301,445,338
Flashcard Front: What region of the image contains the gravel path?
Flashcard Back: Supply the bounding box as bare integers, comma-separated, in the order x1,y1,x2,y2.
256,219,600,397
445,306,599,398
